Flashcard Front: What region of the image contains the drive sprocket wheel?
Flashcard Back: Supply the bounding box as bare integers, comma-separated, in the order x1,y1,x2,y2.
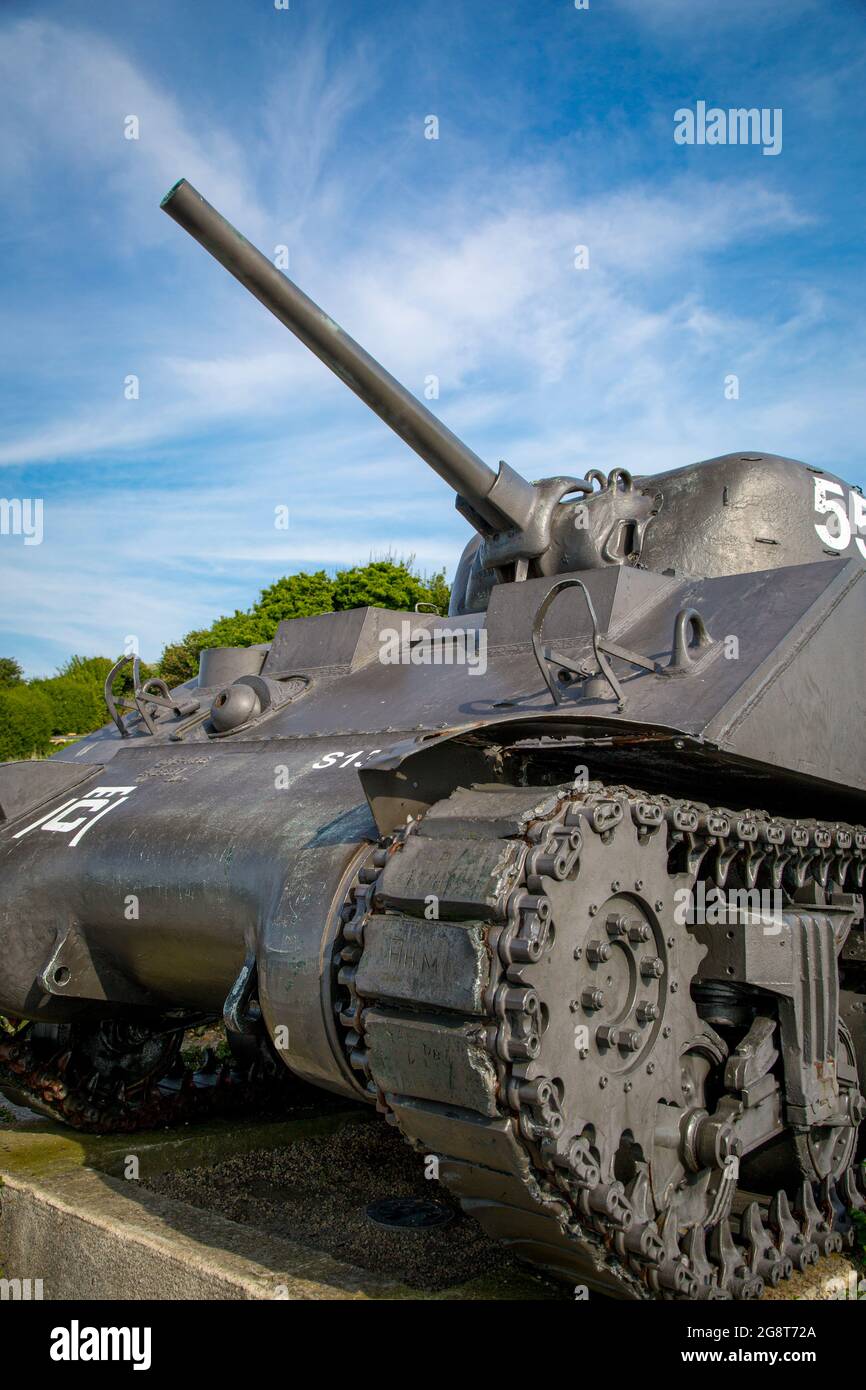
334,780,865,1299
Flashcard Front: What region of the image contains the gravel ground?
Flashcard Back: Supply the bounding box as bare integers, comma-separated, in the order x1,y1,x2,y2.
146,1117,559,1293
145,1117,866,1298
762,1250,863,1301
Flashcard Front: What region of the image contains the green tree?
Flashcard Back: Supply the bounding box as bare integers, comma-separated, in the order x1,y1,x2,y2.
332,559,447,613
0,686,53,760
26,654,155,737
158,629,213,688
0,657,24,688
30,675,106,736
157,560,451,684
57,655,113,682
422,569,451,615
256,571,335,626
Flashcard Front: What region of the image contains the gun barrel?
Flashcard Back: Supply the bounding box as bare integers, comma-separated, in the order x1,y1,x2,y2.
161,179,523,530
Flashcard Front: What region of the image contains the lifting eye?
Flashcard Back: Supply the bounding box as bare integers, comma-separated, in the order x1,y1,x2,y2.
602,518,640,562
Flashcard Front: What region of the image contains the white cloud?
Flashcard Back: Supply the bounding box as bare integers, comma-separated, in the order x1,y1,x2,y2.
1,13,863,678
0,19,264,241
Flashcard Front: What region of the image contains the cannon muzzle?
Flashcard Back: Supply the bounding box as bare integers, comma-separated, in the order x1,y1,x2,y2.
161,179,536,533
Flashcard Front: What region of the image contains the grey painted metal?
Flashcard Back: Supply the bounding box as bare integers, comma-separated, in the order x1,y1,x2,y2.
0,184,864,1296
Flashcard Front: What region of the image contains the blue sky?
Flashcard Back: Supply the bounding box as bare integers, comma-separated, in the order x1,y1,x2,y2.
1,0,864,676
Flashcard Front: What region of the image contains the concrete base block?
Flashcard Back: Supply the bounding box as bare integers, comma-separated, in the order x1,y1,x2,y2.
0,1110,861,1301
1,1166,398,1300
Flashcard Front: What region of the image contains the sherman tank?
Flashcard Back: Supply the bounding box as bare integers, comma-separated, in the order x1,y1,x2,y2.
1,178,865,1300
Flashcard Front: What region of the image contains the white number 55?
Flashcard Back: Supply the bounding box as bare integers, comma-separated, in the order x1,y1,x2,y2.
813,478,866,557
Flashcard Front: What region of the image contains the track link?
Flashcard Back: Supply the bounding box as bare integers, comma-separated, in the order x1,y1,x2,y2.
335,780,866,1299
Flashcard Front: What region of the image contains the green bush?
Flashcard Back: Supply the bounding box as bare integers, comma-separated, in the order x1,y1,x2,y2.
158,629,214,688
25,655,156,737
0,686,53,761
31,676,107,736
256,570,336,625
332,560,444,612
157,560,451,684
0,657,24,688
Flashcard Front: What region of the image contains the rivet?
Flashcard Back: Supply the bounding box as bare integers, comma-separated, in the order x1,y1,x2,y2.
611,880,621,892
646,1062,655,1074
573,946,583,961
662,1026,672,1038
670,981,679,993
624,1081,633,1093
599,1076,608,1089
655,900,664,912
667,935,675,948
635,880,644,890
588,904,598,916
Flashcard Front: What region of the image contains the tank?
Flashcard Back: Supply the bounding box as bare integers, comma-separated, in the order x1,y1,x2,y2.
1,178,864,1300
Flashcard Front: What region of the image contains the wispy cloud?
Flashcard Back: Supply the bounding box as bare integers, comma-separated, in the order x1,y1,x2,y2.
0,2,863,677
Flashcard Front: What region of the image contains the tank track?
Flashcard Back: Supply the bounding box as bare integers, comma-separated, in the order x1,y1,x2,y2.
0,1020,297,1133
334,780,866,1299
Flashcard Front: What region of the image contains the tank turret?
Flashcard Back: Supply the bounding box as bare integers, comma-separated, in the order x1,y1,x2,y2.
0,179,863,1303
162,181,865,616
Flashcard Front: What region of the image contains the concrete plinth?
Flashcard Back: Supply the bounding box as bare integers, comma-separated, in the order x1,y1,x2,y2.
0,1107,860,1301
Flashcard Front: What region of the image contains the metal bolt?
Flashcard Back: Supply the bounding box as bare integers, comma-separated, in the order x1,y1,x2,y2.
662,1026,672,1038
587,940,611,963
599,1076,608,1089
640,956,664,980
670,981,679,993
597,1025,640,1052
581,988,605,1011
611,880,621,892
578,1047,589,1060
606,913,628,938
654,900,664,912
636,1001,659,1023
667,935,675,948
624,1081,633,1093
573,946,583,961
628,921,651,943
569,999,580,1013
646,1062,655,1074
635,879,644,890
588,904,598,916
